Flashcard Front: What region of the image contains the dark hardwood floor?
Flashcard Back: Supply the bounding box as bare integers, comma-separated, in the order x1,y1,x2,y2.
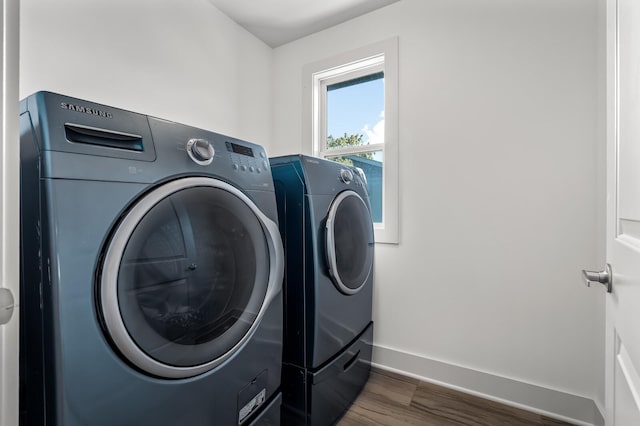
337,368,576,426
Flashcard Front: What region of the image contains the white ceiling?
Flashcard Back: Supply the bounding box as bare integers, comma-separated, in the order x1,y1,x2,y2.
208,0,401,48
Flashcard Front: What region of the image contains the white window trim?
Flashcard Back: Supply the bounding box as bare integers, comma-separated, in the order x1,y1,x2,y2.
302,37,399,244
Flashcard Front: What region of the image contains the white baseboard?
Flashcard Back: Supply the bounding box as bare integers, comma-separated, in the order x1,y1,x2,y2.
372,344,605,426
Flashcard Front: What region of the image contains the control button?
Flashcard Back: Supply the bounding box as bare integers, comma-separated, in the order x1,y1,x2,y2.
233,164,239,170
249,166,255,172
186,138,214,165
263,161,268,169
192,140,210,160
257,168,262,173
260,152,266,158
241,165,247,171
339,169,354,184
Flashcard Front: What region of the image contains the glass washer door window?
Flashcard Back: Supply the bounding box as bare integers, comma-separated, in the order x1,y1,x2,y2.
99,177,283,379
325,190,374,295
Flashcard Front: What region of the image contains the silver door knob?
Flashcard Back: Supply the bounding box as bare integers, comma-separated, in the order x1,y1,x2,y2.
582,264,612,293
0,288,14,325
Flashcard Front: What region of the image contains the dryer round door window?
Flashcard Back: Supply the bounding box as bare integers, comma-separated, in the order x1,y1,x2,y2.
325,190,374,295
99,177,283,379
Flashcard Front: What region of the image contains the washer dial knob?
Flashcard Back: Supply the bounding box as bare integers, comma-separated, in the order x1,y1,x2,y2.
339,168,354,184
186,139,214,165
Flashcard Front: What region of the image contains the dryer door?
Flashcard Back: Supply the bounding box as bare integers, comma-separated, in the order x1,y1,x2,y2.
98,177,283,379
325,190,374,295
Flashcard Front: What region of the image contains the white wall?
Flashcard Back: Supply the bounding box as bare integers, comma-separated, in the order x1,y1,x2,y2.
20,0,273,147
272,0,604,419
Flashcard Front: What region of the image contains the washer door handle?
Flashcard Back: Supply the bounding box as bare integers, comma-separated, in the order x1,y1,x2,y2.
261,214,284,310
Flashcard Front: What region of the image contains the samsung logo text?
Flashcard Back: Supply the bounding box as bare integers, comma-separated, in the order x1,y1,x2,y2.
60,102,113,119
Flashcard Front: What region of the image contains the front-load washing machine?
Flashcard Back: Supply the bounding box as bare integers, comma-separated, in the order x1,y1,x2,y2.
19,91,283,426
270,154,374,425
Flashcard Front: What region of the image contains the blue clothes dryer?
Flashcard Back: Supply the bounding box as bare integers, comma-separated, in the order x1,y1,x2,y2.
19,92,283,426
270,154,374,426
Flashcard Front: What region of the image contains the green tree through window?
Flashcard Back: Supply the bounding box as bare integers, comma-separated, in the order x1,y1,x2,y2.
326,133,374,166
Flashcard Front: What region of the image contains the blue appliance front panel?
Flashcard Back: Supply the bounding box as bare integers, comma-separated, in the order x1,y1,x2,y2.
19,91,283,426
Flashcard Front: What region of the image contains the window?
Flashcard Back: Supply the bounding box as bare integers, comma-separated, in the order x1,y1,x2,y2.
324,71,384,222
303,37,399,244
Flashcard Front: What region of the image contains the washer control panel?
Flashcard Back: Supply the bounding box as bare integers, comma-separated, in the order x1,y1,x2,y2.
186,138,215,165
227,141,268,175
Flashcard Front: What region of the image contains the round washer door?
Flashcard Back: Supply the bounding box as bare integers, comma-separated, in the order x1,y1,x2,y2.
325,190,374,295
99,177,283,379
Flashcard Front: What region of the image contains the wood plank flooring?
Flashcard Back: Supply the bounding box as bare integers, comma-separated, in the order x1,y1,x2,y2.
337,368,576,426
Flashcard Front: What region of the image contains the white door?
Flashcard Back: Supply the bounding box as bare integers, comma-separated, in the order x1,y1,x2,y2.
603,0,640,424
0,0,20,425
